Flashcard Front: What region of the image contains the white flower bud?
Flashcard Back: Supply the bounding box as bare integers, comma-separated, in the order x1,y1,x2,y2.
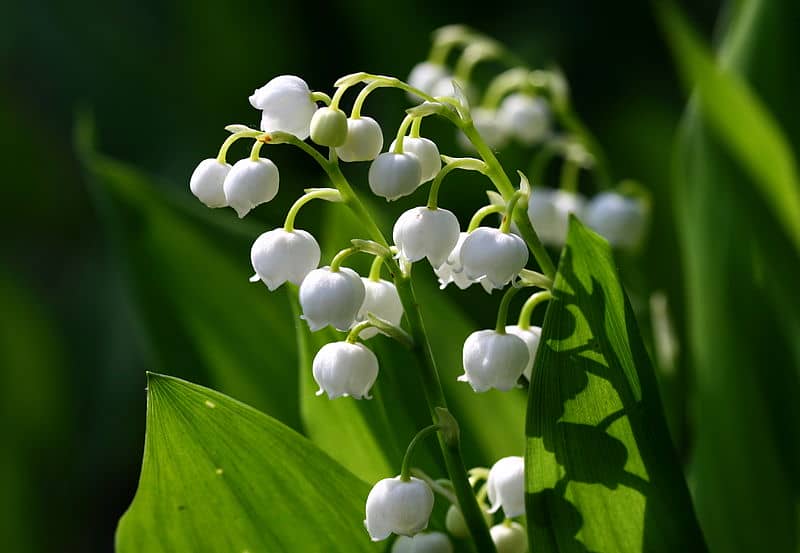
407,62,451,98
368,152,423,201
250,228,320,290
584,192,647,250
487,456,525,518
504,325,542,381
389,137,441,183
527,188,586,247
459,330,529,392
312,341,379,400
249,75,318,140
498,93,550,145
458,108,508,151
460,228,528,291
392,531,453,553
223,158,279,218
393,207,460,268
190,158,231,208
310,107,348,147
299,267,365,331
365,476,434,541
337,117,384,162
356,278,404,339
490,522,528,553
445,504,493,538
434,232,478,290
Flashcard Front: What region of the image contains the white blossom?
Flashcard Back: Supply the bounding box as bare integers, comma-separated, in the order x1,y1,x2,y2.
392,531,453,553
312,341,379,400
584,191,647,250
250,228,320,291
527,188,586,247
504,325,542,381
189,158,231,208
249,75,318,140
364,476,434,541
393,207,460,268
223,157,279,218
389,137,441,184
355,278,404,339
407,62,451,98
309,106,348,147
498,93,550,145
460,228,528,291
459,330,529,392
368,152,423,201
490,522,528,553
487,456,525,518
434,232,477,290
337,117,384,162
299,267,365,331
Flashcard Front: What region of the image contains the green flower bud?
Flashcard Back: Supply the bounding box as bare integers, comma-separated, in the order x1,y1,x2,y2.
310,107,348,147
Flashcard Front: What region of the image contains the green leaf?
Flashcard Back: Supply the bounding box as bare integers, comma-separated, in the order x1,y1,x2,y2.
657,0,800,253
116,373,380,552
525,218,707,552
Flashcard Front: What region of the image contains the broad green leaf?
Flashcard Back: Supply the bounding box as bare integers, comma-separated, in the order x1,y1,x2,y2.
78,120,301,428
116,373,379,552
658,0,800,253
525,218,707,552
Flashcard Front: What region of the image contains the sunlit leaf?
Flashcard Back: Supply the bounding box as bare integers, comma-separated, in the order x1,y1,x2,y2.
116,373,379,552
525,217,707,552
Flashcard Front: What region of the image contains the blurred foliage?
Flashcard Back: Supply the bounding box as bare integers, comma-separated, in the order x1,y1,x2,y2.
4,0,799,551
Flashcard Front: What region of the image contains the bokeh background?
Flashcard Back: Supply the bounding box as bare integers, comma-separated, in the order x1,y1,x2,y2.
4,1,798,552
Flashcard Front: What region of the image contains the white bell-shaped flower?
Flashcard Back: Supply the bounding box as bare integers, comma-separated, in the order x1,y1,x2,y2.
364,476,434,541
490,522,528,553
527,188,586,247
498,93,550,145
299,267,365,331
310,107,348,147
584,191,647,250
487,456,525,518
392,531,453,553
369,152,423,201
393,207,460,268
407,62,451,98
337,117,384,162
434,232,477,290
504,325,542,381
459,330,529,392
223,157,279,218
312,341,379,400
250,228,320,290
389,137,441,183
189,158,231,208
460,228,528,291
458,108,509,151
249,75,318,140
355,278,404,339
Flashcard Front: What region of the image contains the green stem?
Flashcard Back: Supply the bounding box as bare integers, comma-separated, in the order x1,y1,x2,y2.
393,114,417,153
368,255,384,282
560,158,580,193
346,321,372,343
499,192,523,234
427,157,489,209
410,116,423,138
468,205,505,232
400,424,441,481
283,189,342,232
495,285,522,333
310,91,332,105
330,247,357,272
249,139,264,161
351,80,385,118
215,130,262,163
518,290,552,330
481,67,532,109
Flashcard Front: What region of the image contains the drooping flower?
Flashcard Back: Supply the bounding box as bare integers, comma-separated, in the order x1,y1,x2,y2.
189,158,231,208
391,531,453,553
312,341,379,399
407,62,451,98
223,157,279,218
368,152,423,201
355,278,404,339
584,191,647,250
309,107,349,147
337,117,384,162
249,75,318,139
527,187,586,247
393,207,460,268
460,227,528,292
486,456,525,518
504,325,542,381
459,330,529,392
250,228,320,290
434,232,477,290
389,137,441,183
299,267,365,331
364,476,435,541
490,521,528,553
498,93,550,145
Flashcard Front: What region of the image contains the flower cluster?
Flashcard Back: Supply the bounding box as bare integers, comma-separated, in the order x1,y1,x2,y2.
189,24,646,553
